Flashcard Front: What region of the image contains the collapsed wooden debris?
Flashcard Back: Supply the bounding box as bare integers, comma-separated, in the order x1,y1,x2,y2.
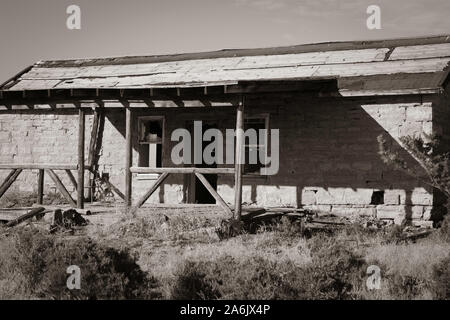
0,206,89,233
216,206,437,240
50,209,89,232
4,207,48,228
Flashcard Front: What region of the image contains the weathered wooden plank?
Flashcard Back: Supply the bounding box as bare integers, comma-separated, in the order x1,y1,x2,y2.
0,99,239,110
130,172,170,214
78,108,85,209
389,43,450,61
45,169,76,207
0,169,22,198
8,56,449,91
130,167,235,174
194,172,233,216
0,164,78,170
5,207,46,228
19,48,389,80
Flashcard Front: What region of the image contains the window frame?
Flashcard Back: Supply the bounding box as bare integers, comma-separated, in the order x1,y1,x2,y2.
137,116,165,180
243,113,270,177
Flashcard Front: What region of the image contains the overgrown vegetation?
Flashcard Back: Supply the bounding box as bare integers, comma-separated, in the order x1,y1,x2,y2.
0,206,449,300
0,226,160,299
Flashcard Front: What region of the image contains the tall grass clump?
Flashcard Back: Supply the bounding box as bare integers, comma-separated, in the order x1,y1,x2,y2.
0,226,160,299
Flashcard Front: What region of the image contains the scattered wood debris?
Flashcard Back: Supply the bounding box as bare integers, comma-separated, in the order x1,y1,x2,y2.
50,209,89,232
5,207,48,228
216,206,436,241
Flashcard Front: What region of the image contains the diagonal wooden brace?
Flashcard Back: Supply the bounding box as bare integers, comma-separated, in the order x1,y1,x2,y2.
45,169,76,207
129,172,170,215
195,172,233,216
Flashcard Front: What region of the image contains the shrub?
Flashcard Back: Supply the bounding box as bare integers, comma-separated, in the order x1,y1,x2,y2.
0,226,160,299
439,214,450,243
171,237,367,300
383,224,406,244
387,273,429,299
431,254,450,300
305,235,367,299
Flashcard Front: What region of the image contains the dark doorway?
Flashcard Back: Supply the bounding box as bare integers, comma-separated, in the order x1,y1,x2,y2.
186,121,218,204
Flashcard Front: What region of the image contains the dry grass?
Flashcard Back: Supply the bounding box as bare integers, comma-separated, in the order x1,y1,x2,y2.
1,201,449,300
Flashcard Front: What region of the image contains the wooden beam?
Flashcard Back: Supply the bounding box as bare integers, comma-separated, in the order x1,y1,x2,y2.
234,97,244,220
130,172,170,214
0,164,78,170
194,172,233,216
5,207,46,228
0,169,22,199
45,169,76,207
125,108,133,207
130,167,235,174
104,180,126,200
65,169,78,190
78,108,85,209
0,169,18,190
37,169,44,205
87,109,100,168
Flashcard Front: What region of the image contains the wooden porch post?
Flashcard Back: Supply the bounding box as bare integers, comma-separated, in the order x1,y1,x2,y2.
125,108,132,207
77,108,85,209
234,96,244,220
37,169,44,205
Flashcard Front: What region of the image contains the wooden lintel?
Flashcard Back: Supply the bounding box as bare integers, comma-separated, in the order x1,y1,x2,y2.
130,167,235,174
0,164,78,170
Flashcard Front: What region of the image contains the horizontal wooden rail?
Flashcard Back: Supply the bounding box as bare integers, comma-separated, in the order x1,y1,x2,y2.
130,167,235,174
0,164,78,170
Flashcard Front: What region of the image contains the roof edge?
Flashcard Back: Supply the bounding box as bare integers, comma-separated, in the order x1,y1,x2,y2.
37,34,450,68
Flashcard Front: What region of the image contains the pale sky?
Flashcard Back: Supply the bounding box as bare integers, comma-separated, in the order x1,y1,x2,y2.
1,0,450,82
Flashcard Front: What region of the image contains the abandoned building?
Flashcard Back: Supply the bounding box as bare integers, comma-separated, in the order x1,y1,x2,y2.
1,35,449,224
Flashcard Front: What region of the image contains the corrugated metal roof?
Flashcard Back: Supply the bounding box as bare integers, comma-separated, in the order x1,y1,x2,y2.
1,35,450,94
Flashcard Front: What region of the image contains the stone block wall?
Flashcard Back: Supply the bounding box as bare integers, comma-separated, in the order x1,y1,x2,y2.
0,111,93,197
0,92,447,224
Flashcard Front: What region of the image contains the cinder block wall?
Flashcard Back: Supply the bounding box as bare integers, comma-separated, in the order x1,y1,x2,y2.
0,92,445,224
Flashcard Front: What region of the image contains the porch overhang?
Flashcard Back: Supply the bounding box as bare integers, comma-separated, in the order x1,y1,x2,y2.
0,79,341,110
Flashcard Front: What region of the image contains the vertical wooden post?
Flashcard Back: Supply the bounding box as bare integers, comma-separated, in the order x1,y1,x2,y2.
78,108,85,209
125,108,132,207
37,169,44,205
234,96,244,220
